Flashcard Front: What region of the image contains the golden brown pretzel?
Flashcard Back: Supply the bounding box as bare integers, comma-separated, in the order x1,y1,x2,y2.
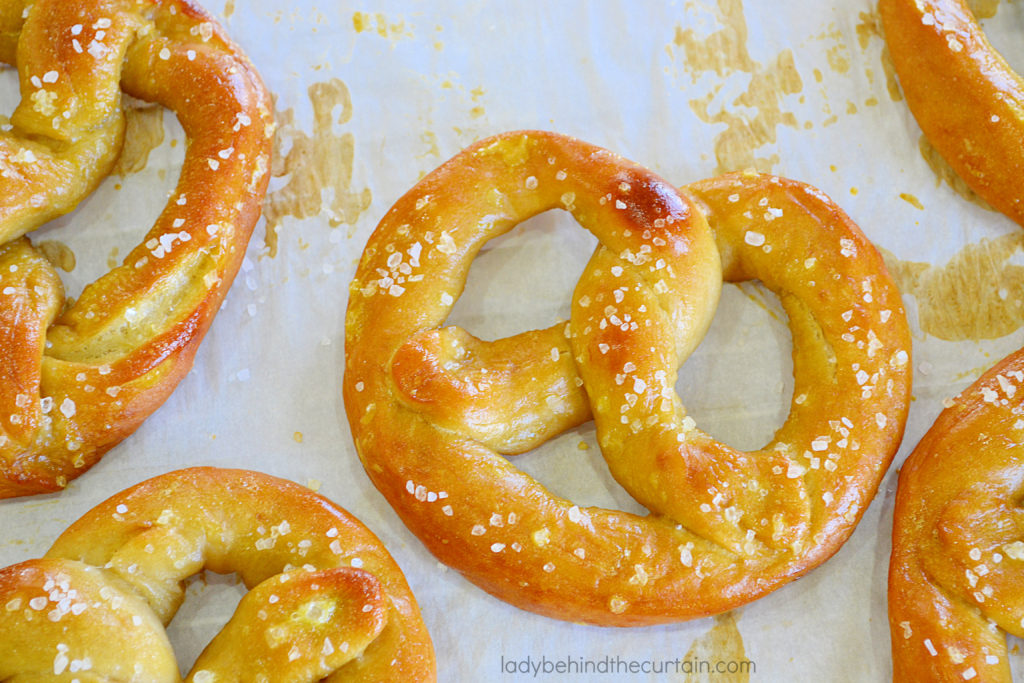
0,467,436,681
880,0,1024,226
890,349,1024,681
0,0,273,498
344,130,913,625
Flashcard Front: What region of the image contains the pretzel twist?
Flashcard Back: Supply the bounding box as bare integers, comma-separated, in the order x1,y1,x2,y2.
880,0,1024,226
0,467,436,681
0,0,273,498
890,350,1024,682
344,130,913,625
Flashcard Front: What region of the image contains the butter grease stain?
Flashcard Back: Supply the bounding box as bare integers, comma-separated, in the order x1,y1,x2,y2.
113,105,165,177
672,0,802,174
37,240,75,273
683,612,749,682
823,27,851,75
899,193,924,210
968,0,1001,20
672,1,755,78
263,79,372,256
917,135,995,212
854,10,903,102
352,11,413,40
882,234,1024,341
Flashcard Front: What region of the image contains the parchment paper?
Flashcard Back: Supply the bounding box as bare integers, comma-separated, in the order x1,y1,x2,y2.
3,1,1024,680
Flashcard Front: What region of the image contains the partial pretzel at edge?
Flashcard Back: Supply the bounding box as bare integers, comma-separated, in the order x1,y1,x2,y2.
0,0,273,497
880,0,1024,226
0,467,437,680
889,348,1024,682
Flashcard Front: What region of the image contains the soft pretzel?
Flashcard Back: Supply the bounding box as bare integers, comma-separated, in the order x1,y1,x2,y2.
880,0,1024,226
0,467,436,681
889,349,1024,681
0,0,273,498
344,130,912,625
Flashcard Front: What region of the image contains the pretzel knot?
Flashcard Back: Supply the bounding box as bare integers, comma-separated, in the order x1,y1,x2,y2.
880,0,1024,226
0,0,274,498
344,130,913,625
890,350,1024,682
0,468,436,680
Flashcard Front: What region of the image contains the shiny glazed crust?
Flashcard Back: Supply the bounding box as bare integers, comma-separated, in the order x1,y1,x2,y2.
0,0,274,497
344,130,913,626
880,0,1024,226
889,350,1024,682
0,467,436,681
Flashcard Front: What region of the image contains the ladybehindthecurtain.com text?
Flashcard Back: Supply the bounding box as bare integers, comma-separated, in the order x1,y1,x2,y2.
499,653,756,677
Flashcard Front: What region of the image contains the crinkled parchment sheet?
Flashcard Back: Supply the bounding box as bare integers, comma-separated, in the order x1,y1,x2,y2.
3,1,1024,680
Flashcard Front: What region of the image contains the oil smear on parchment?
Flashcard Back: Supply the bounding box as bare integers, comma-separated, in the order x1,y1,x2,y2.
669,0,803,175
37,240,76,272
683,612,750,682
967,0,1001,20
263,78,372,257
853,10,902,103
113,105,165,177
899,193,924,210
882,233,1024,341
352,11,413,41
917,135,995,212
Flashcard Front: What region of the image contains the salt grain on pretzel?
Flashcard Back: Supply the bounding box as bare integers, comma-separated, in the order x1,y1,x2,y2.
0,467,436,680
0,0,273,498
889,349,1024,682
880,0,1024,226
344,130,912,625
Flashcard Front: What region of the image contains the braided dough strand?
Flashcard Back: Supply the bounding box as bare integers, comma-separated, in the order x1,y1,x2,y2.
0,468,436,681
344,131,912,625
0,0,273,498
880,0,1024,226
890,350,1024,681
